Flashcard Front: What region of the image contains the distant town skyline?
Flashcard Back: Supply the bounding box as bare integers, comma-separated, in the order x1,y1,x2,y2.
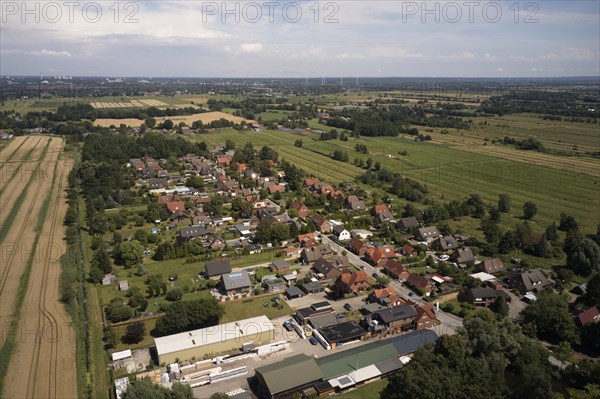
1,1,598,78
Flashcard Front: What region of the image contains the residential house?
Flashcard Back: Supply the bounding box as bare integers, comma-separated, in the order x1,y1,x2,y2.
270,260,290,273
347,238,368,257
298,233,316,246
431,235,459,252
371,204,394,224
451,247,476,266
346,195,367,211
334,270,370,296
461,287,508,307
576,307,599,326
263,278,287,292
291,201,310,219
476,258,505,274
351,229,373,240
332,225,351,241
205,260,232,278
508,269,550,294
222,271,252,294
208,235,227,250
179,226,215,242
281,246,302,258
300,244,333,264
148,177,169,189
311,214,332,233
406,274,434,296
414,304,440,330
304,177,320,188
166,201,186,214
368,288,404,307
158,194,182,205
398,216,419,231
312,257,345,283
369,247,396,266
383,260,409,281
416,226,441,243
373,305,418,333
399,244,418,257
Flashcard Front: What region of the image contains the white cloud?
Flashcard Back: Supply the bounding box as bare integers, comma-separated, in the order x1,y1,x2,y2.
367,46,423,58
497,67,504,72
240,43,263,53
2,49,73,57
437,51,475,60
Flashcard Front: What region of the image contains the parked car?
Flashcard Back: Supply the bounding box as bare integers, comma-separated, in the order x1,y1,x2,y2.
344,303,353,311
408,291,414,297
438,254,450,261
309,336,318,345
372,273,380,280
283,320,293,331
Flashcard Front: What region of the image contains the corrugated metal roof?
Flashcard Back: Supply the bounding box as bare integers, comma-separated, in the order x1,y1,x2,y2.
255,354,323,396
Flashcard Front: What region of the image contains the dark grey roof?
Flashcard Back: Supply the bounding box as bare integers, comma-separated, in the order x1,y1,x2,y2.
375,357,405,375
309,313,338,329
319,321,367,343
205,259,231,277
271,260,289,269
391,329,438,355
399,216,419,229
285,286,304,297
179,225,214,239
469,287,498,299
222,271,251,291
375,305,417,324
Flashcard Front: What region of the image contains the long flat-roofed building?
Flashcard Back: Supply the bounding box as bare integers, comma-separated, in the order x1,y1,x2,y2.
154,315,275,364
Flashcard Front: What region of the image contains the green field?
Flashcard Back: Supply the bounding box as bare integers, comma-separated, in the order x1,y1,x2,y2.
192,127,599,233
220,294,292,323
469,113,600,153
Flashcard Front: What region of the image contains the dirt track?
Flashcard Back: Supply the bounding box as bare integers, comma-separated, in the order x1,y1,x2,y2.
0,136,77,398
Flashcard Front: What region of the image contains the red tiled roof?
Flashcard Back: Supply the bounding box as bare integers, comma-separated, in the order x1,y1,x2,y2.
166,201,185,213
577,306,599,325
372,204,390,215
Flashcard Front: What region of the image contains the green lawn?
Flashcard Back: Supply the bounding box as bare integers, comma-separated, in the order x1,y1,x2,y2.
220,294,292,323
337,379,389,399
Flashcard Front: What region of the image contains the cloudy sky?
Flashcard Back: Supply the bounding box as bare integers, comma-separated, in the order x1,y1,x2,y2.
1,1,598,77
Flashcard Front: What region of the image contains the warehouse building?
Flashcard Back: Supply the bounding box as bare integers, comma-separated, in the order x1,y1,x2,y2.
254,329,438,398
154,315,275,364
255,354,323,399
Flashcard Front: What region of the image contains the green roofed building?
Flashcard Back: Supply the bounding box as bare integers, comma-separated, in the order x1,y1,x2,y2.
315,329,438,380
254,353,323,399
254,329,437,398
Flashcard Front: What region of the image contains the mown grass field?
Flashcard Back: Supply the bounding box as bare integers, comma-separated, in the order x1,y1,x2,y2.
337,378,388,399
192,127,599,233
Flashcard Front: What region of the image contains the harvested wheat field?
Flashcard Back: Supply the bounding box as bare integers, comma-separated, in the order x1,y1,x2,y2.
0,136,76,399
94,110,254,127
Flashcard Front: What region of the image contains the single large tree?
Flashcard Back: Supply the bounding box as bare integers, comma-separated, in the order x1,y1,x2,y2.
118,240,144,268
522,201,538,220
567,238,600,276
498,193,512,213
123,321,146,344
